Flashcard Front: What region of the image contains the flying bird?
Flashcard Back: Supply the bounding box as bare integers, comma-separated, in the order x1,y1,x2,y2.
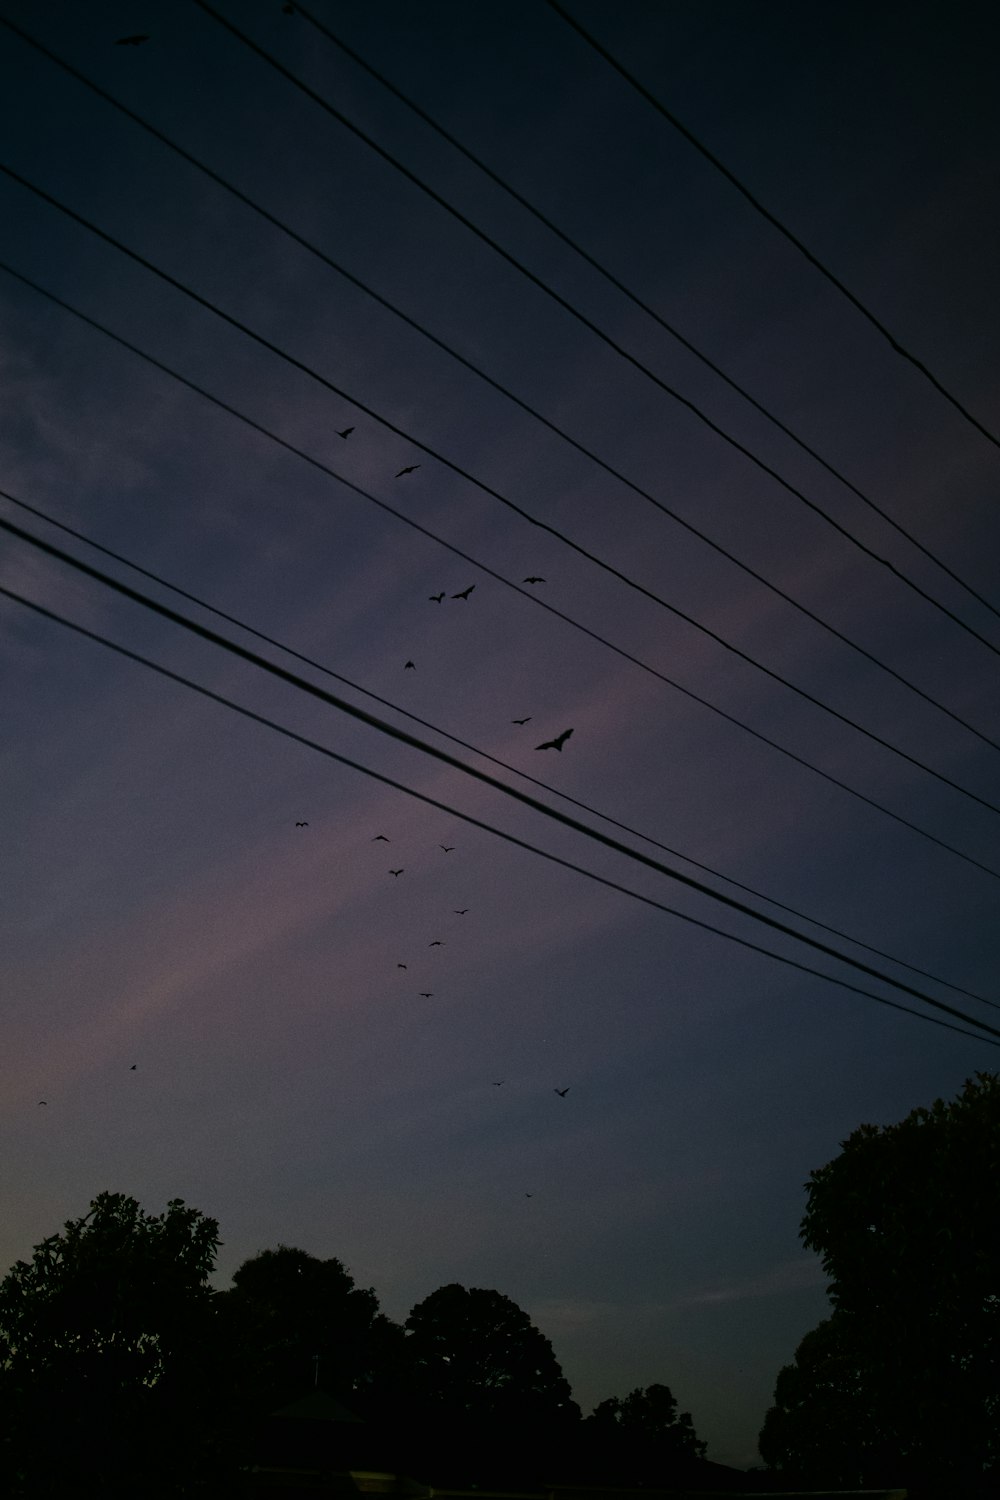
536,728,573,752
337,425,354,438
389,869,404,877
372,834,390,842
524,1192,533,1198
429,592,445,602
451,584,475,600
130,1064,137,1070
115,34,149,45
492,1081,505,1087
523,576,546,584
454,909,469,915
295,821,309,827
38,1100,47,1106
554,1087,570,1097
429,940,444,947
404,660,415,670
396,464,420,477
397,964,408,970
418,992,433,998
439,845,454,852
511,717,531,725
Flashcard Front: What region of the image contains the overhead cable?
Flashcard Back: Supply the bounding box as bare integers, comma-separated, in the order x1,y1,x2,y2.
544,0,1000,455
188,1,1000,657
6,166,1000,821
7,584,996,1050
6,479,996,1015
276,0,1000,630
4,257,998,886
2,529,999,1048
1,31,996,737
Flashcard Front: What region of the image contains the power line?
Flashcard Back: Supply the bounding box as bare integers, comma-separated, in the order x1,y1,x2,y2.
189,0,1000,660
544,0,1000,455
2,31,996,761
6,166,1000,822
4,257,998,887
6,478,995,1016
2,556,999,1050
280,0,1000,632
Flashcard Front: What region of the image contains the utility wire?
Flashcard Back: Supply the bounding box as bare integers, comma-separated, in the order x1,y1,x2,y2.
3,524,999,1048
279,0,1000,631
190,0,1000,658
6,478,995,1016
4,257,999,887
6,165,1000,822
5,586,995,1051
544,0,1000,455
9,17,1000,717
1,34,996,754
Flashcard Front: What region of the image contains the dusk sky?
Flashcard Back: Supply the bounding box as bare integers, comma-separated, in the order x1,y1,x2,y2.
2,0,999,1471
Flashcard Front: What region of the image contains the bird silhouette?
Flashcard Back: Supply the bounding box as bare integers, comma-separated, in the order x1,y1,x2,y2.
525,1192,533,1198
130,1064,137,1070
389,869,404,877
511,717,531,725
451,584,475,600
337,425,354,438
439,845,454,852
429,940,444,947
536,728,573,752
397,963,408,969
454,908,469,915
295,821,309,827
404,660,416,670
115,34,149,45
429,592,445,602
396,464,420,477
523,576,545,584
38,1100,47,1106
492,1081,505,1087
418,992,433,998
372,834,390,842
554,1087,570,1097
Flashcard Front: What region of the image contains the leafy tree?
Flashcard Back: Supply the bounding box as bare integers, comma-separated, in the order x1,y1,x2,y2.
588,1382,707,1459
760,1072,1000,1485
758,1312,892,1485
400,1284,579,1480
0,1192,230,1496
222,1244,404,1417
404,1282,578,1426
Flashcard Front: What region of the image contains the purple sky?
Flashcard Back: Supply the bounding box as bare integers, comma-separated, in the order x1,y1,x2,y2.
2,0,999,1470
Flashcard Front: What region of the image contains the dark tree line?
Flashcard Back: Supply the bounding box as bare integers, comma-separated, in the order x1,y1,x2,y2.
759,1071,1000,1489
0,1195,705,1495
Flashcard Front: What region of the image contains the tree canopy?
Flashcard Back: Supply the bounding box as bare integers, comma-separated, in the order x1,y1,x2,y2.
404,1282,578,1426
223,1243,404,1416
0,1196,713,1491
760,1071,1000,1485
401,1283,581,1483
589,1382,707,1457
0,1192,227,1496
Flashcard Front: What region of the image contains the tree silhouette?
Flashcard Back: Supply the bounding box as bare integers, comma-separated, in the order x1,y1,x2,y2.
758,1312,891,1485
223,1244,404,1418
760,1071,1000,1485
588,1382,706,1456
402,1284,579,1479
0,1192,230,1496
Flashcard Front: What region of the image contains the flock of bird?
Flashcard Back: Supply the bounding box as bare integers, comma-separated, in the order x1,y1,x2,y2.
88,30,579,1186
289,698,576,1183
